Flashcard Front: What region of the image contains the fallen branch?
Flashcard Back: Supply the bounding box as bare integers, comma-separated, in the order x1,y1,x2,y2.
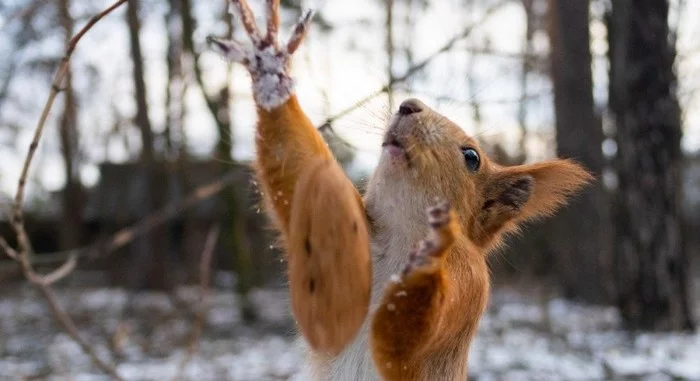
172,224,219,381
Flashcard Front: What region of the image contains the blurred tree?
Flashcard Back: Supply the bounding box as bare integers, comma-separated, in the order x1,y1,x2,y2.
385,0,395,110
127,0,155,163
57,0,86,251
164,0,186,158
517,0,534,158
182,0,258,321
126,0,171,290
607,0,694,330
547,0,612,303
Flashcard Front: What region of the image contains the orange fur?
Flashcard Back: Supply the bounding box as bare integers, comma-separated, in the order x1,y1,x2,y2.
288,157,372,355
253,97,332,236
255,97,373,355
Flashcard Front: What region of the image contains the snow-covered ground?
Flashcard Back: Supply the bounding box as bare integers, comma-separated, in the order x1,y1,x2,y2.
1,276,699,381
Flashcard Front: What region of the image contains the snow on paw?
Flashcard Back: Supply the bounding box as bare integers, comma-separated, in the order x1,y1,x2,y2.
205,0,314,110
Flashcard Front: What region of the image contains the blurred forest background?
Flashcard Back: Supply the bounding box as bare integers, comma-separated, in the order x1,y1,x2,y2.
1,0,700,379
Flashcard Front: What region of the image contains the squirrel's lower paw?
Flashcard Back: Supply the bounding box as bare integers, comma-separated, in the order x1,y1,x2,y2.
401,200,455,277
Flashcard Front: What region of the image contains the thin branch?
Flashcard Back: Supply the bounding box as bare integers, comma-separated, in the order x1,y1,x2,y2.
24,171,238,266
12,0,128,262
0,236,18,260
37,283,124,379
3,1,128,379
37,254,77,285
172,224,219,381
317,0,510,130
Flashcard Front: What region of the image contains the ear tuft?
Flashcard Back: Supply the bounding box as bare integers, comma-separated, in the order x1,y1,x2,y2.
515,159,594,221
474,174,535,247
471,159,592,250
497,176,534,210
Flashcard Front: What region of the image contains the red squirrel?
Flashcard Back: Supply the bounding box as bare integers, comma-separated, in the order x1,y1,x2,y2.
207,1,592,380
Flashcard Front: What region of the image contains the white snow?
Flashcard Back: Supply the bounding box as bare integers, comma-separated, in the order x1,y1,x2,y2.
1,282,700,380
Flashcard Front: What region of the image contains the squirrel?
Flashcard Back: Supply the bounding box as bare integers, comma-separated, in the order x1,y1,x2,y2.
206,1,592,380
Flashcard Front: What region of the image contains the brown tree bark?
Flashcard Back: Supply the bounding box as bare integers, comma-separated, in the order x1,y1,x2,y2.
517,0,534,158
607,0,694,330
182,0,257,321
126,0,155,162
164,0,182,158
385,0,395,110
547,0,613,303
126,0,169,290
57,0,85,251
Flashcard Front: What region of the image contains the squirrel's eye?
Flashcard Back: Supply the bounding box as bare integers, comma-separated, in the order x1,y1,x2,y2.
461,147,480,172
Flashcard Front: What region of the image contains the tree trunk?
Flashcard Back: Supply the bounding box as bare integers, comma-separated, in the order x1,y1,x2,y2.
517,0,534,158
127,0,155,162
547,0,613,303
607,0,694,330
57,0,85,251
126,0,169,290
182,0,258,321
164,0,182,158
385,0,395,110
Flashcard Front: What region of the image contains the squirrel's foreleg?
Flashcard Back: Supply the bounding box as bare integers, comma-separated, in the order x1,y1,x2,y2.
254,97,333,235
208,6,324,235
207,1,371,356
370,202,458,380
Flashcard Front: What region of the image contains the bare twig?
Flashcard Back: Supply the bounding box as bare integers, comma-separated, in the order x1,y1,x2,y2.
3,1,129,379
172,225,220,381
37,283,123,379
317,0,509,130
23,171,238,266
36,254,77,285
0,236,18,260
12,0,128,260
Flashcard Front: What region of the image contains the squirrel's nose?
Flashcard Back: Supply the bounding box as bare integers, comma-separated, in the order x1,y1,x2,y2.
398,99,425,115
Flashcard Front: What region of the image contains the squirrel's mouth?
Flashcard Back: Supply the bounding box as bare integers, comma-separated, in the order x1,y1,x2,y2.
381,138,411,165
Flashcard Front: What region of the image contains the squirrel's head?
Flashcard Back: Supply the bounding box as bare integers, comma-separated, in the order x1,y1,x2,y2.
367,98,593,252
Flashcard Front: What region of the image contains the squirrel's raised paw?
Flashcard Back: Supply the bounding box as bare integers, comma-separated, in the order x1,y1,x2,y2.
427,200,451,229
205,0,314,111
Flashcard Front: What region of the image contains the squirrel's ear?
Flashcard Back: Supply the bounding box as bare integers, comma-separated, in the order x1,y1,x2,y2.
474,159,592,247
477,173,535,243
505,159,593,221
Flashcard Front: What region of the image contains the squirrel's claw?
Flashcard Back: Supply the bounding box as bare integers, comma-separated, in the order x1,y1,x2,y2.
287,9,315,54
206,35,249,64
400,200,456,277
426,200,456,251
228,0,263,45
265,0,280,46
